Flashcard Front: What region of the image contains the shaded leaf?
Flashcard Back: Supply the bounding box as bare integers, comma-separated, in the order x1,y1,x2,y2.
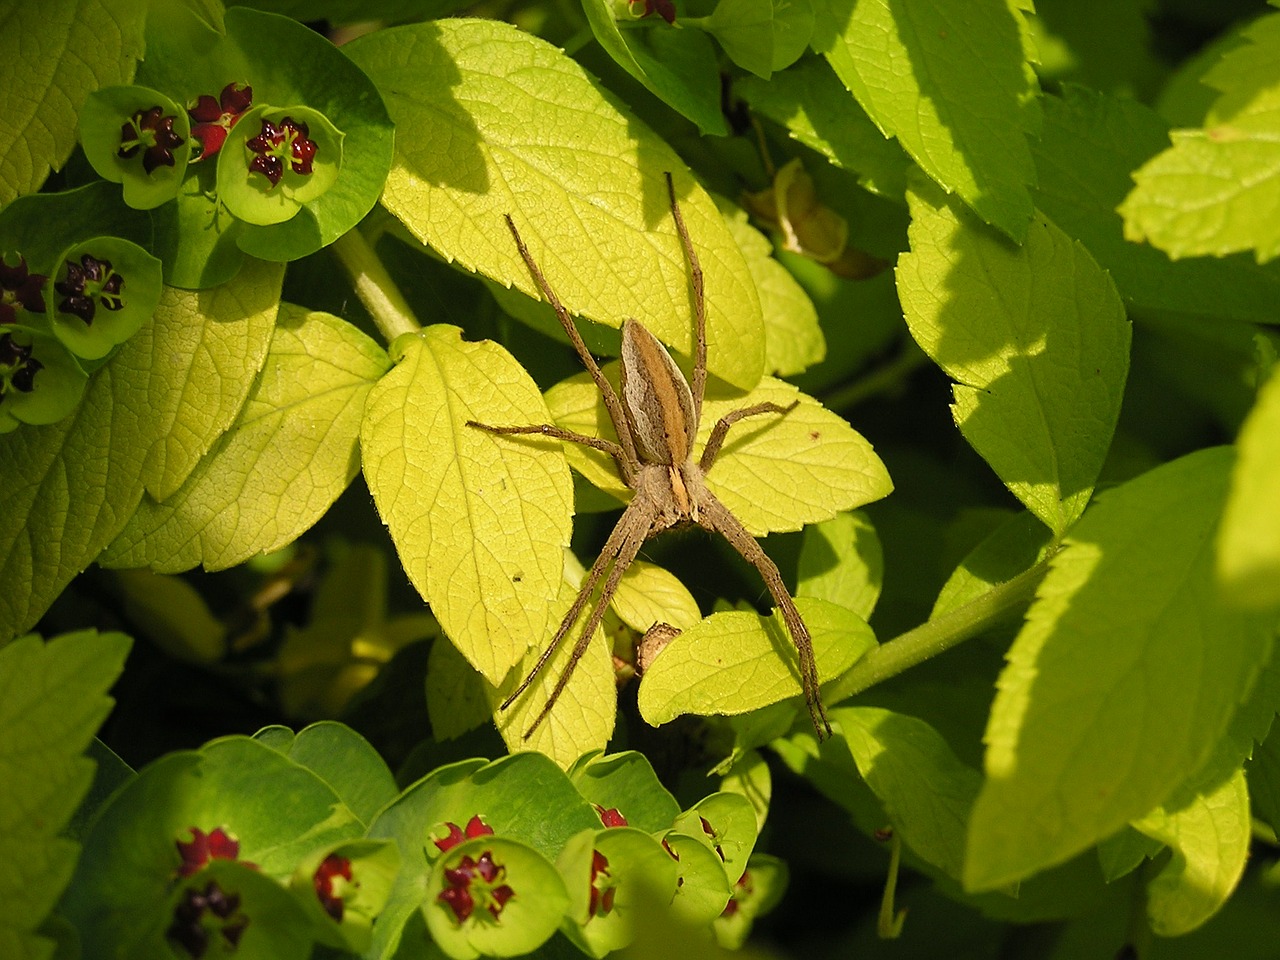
796,510,883,620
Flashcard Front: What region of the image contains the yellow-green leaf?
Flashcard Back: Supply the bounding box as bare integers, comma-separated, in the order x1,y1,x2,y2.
796,511,883,620
1217,364,1280,609
343,18,764,390
100,307,387,572
426,634,492,742
612,561,702,634
637,597,875,726
361,325,573,685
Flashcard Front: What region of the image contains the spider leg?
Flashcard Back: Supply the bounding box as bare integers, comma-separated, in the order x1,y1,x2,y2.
665,172,707,420
466,419,628,465
697,493,831,739
500,495,659,718
504,215,639,477
520,501,664,739
699,400,799,473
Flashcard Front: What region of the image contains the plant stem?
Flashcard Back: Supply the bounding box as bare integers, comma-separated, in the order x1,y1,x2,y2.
826,551,1057,703
331,228,422,344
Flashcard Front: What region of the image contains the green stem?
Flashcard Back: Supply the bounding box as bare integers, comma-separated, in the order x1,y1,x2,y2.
330,228,422,344
877,829,908,939
827,551,1057,704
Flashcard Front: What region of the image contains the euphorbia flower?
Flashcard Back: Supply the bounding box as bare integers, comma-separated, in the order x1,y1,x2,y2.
166,880,249,958
721,869,752,917
0,255,47,326
433,814,495,853
117,106,186,174
594,805,628,828
313,853,355,921
245,116,317,188
438,850,515,923
175,826,245,878
629,0,676,23
588,850,617,918
54,253,123,326
187,82,253,160
0,333,43,401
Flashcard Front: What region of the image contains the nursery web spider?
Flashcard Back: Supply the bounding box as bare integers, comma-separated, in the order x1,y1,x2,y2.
468,173,831,741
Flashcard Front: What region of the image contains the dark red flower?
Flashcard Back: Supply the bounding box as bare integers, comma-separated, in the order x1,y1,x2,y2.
175,826,246,879
166,880,249,958
0,254,48,326
434,814,495,853
118,106,185,174
438,850,515,923
631,0,676,23
313,853,354,921
245,116,316,188
594,805,628,828
699,815,726,861
54,253,123,326
0,333,43,403
188,82,252,160
588,849,617,917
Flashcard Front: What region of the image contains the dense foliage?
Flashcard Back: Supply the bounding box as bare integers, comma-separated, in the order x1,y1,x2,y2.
2,0,1280,958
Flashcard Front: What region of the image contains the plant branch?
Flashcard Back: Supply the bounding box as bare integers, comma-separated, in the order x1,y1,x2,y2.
331,227,422,344
826,550,1058,704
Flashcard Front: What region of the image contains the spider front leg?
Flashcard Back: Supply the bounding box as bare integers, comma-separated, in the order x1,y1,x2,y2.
466,418,630,480
699,400,800,473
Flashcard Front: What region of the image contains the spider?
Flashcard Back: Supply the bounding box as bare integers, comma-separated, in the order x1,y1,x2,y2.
468,173,831,741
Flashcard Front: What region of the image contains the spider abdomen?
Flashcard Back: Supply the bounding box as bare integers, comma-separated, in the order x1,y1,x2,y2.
619,318,697,467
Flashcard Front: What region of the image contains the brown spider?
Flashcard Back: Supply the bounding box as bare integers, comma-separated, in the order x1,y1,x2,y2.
468,173,831,741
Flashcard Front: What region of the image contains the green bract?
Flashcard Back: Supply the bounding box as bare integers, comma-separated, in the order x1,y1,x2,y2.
0,330,87,432
218,104,344,226
47,236,163,361
424,836,569,959
79,85,192,209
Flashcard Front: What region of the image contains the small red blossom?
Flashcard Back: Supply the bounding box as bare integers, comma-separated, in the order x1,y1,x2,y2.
188,83,252,160
588,849,618,917
594,805,628,828
314,853,354,921
630,0,676,23
54,253,124,325
245,116,316,188
166,879,249,958
175,826,246,879
0,255,48,326
433,814,495,853
699,816,726,861
0,333,43,402
438,850,515,923
117,106,186,174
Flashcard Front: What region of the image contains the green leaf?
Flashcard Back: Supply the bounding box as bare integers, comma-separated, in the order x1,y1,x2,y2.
796,510,883,620
579,0,728,135
0,257,279,641
638,597,876,725
834,706,980,881
897,180,1130,535
611,560,701,635
714,853,787,948
568,751,682,835
717,749,772,832
932,511,1053,618
701,0,815,79
1120,12,1280,263
1032,85,1280,326
672,792,760,885
0,0,146,203
964,447,1277,891
717,196,825,378
811,0,1040,240
659,831,732,925
0,630,130,960
361,325,573,685
1217,364,1280,609
263,722,399,828
737,55,911,199
426,636,492,741
1132,765,1251,936
546,368,893,535
100,306,386,571
344,18,764,390
136,257,284,500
